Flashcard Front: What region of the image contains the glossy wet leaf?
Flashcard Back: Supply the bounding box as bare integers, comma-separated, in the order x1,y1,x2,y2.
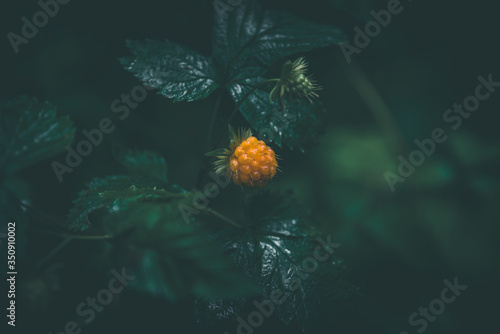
68,157,259,301
67,176,188,232
67,149,183,231
67,175,148,231
197,190,352,330
120,39,219,102
0,96,75,175
228,75,323,150
212,1,347,78
120,2,346,108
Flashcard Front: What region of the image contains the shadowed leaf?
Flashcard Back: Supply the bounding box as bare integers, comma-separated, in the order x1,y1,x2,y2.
102,202,258,301
0,96,75,175
228,75,323,150
213,1,347,78
196,190,355,330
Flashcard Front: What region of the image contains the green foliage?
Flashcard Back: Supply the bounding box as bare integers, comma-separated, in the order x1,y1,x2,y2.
102,201,259,301
119,40,219,102
67,146,353,326
68,149,258,301
228,74,323,149
0,96,75,257
1,3,358,330
67,149,176,231
120,1,346,149
4,1,498,333
196,190,354,330
67,175,156,231
69,3,354,326
0,96,75,176
211,1,347,77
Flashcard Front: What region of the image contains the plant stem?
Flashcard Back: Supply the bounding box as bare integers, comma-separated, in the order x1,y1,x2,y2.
337,55,405,154
35,237,73,269
34,230,112,269
226,78,280,124
205,90,224,152
196,90,224,188
204,208,242,228
39,228,112,240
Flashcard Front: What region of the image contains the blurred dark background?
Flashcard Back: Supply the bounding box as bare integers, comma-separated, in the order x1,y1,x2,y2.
1,0,499,333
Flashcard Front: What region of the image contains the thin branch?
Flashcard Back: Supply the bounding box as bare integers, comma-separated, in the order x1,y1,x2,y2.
337,55,406,154
205,89,224,152
35,237,73,269
39,228,112,240
203,208,242,228
196,91,225,187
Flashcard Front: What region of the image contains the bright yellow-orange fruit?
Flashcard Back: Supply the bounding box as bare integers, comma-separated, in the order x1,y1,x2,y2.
228,136,278,187
213,128,279,188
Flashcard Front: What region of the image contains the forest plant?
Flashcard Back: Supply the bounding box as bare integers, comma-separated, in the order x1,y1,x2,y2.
0,1,360,332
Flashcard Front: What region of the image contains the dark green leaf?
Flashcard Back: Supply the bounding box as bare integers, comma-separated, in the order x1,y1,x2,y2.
197,190,353,330
120,39,219,102
67,149,181,231
68,164,259,301
67,175,138,231
102,201,259,301
0,96,75,175
228,75,324,150
212,1,347,77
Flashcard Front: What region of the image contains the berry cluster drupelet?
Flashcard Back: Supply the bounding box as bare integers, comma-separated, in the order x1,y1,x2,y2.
287,72,315,96
229,136,277,187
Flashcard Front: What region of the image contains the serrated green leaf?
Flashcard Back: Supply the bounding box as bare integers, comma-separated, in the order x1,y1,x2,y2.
212,1,347,77
0,96,75,175
197,190,353,330
102,202,259,301
228,75,323,150
68,149,182,231
68,163,259,301
120,39,219,102
67,175,177,231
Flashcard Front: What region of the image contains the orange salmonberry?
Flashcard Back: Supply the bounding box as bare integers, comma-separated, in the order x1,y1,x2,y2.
212,127,278,187
229,136,278,187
